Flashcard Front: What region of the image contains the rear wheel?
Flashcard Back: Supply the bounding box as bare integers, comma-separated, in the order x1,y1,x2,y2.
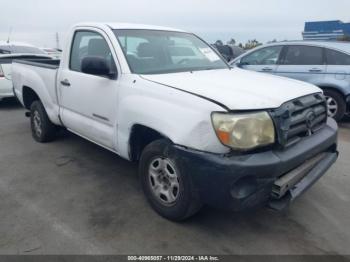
30,101,57,142
139,139,202,221
323,89,346,121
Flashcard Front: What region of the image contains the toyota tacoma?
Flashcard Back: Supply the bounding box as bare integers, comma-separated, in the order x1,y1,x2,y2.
12,23,338,221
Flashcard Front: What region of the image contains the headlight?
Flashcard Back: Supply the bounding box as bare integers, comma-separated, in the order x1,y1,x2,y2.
212,111,275,150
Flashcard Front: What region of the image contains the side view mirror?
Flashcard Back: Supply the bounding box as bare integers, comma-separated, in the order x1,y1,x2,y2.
237,61,248,68
81,56,116,79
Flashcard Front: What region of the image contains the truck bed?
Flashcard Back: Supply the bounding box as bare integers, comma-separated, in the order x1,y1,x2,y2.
12,58,61,125
13,58,60,69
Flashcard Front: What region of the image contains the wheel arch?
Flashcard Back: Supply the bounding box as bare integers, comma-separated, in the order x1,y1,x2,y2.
22,86,41,110
319,86,348,119
318,85,347,99
128,124,173,162
21,84,61,125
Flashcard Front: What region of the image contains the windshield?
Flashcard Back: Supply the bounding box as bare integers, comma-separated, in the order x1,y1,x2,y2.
113,29,228,74
0,45,46,55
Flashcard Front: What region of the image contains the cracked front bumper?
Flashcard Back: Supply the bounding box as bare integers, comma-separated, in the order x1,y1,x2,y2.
174,118,338,211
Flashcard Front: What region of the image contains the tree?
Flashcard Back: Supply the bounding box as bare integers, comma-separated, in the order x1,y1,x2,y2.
243,39,262,50
227,38,236,46
267,39,277,44
215,40,223,46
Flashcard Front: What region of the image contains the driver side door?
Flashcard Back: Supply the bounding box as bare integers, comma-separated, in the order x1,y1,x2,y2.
58,29,119,150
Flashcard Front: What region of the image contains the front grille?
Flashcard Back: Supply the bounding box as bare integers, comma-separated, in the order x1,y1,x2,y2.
271,93,327,147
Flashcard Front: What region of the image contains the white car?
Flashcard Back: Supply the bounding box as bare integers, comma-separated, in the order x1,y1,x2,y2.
12,23,338,221
0,58,13,100
0,41,51,101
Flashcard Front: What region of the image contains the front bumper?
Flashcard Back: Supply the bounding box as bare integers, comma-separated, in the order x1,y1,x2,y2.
174,118,338,211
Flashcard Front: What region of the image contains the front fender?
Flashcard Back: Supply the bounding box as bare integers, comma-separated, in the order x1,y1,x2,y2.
116,76,230,159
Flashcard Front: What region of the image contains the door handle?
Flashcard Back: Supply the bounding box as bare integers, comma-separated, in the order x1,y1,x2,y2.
309,68,322,73
60,79,71,86
262,67,273,72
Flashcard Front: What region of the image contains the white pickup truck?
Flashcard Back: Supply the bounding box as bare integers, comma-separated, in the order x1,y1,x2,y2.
12,23,338,221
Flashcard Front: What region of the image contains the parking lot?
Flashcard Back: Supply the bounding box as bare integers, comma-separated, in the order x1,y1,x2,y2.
0,97,349,255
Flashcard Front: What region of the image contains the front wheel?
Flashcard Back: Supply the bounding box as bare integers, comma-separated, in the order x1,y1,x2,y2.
139,139,202,221
30,101,57,142
324,89,346,121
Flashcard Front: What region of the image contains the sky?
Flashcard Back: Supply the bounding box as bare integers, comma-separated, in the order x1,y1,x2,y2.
0,0,349,48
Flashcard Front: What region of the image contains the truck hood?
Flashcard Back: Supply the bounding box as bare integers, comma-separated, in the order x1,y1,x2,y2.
140,68,321,110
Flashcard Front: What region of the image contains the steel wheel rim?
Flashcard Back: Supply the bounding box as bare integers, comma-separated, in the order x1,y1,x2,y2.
33,111,42,137
325,96,338,118
148,157,180,206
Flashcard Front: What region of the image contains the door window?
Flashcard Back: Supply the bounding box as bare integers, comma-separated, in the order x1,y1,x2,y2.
282,45,323,65
70,31,116,74
325,48,350,65
240,46,282,65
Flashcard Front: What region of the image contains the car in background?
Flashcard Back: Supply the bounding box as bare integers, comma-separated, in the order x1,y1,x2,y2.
231,41,350,121
0,41,51,101
40,47,62,59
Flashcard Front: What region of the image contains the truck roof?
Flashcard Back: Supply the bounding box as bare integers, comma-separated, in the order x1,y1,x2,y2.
75,22,187,33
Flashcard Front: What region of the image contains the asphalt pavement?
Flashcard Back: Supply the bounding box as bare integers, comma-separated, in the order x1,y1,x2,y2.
0,98,349,255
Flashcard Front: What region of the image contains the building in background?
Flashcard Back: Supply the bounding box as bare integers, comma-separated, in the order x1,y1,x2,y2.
302,20,350,41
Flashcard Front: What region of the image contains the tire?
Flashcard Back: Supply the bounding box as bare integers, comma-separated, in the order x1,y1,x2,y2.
30,100,57,142
323,89,346,121
139,139,202,221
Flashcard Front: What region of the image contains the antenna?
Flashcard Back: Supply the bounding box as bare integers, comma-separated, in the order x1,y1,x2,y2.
7,27,13,43
55,32,60,50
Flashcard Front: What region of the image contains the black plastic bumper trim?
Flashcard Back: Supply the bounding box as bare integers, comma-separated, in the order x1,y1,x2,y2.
268,151,338,210
172,118,338,210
